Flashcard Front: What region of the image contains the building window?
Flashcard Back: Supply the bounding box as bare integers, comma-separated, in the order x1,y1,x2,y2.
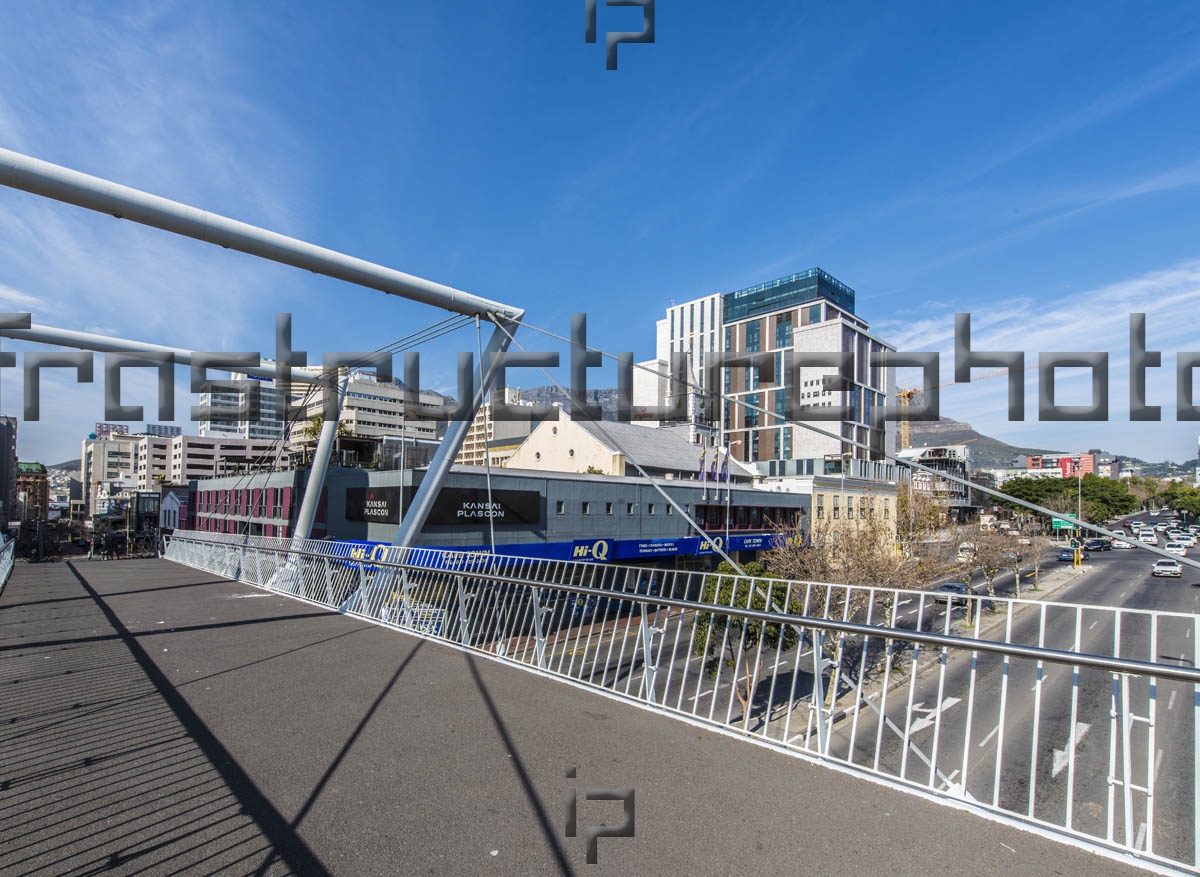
582,501,590,515
648,503,655,516
746,320,761,353
627,502,634,515
884,499,890,520
808,303,822,324
861,500,868,519
847,496,854,519
666,504,673,516
606,502,614,516
833,497,840,519
556,500,565,515
775,314,793,349
816,494,824,519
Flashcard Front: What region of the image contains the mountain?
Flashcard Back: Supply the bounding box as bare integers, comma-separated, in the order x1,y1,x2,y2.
48,459,81,472
906,418,1063,469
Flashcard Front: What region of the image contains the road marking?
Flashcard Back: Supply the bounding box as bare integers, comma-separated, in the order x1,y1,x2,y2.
1120,591,1127,599
1188,628,1192,639
1052,721,1092,778
896,598,912,607
979,724,1000,748
908,696,962,734
1168,689,1178,711
1155,748,1164,784
1031,675,1050,691
1088,620,1098,631
688,689,714,702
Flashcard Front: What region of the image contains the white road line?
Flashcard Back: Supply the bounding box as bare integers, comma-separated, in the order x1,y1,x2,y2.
1155,748,1164,784
979,724,1000,749
1088,620,1098,631
688,689,714,702
897,598,913,607
1188,628,1192,639
1052,722,1092,778
1120,591,1127,599
1168,689,1178,711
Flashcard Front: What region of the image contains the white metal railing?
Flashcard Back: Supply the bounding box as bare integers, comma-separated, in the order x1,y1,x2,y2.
0,538,13,591
164,531,1200,874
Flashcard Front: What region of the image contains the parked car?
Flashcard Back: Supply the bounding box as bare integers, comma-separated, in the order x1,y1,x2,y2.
1164,542,1189,557
1083,538,1111,552
1152,559,1183,578
1057,548,1090,562
936,582,972,604
1112,539,1134,550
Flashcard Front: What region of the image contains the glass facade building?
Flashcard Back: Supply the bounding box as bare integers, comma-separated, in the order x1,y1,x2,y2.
723,268,855,322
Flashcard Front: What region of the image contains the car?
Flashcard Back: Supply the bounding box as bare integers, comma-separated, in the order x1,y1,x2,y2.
1015,536,1032,545
1083,538,1111,552
1112,539,1135,550
1057,548,1090,562
1152,559,1183,577
1155,522,1170,533
1180,534,1198,548
1164,542,1188,557
935,582,973,604
1139,532,1159,546
1167,530,1184,542
1149,510,1160,517
1130,521,1145,532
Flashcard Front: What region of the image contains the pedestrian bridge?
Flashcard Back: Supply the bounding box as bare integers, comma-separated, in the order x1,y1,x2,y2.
0,536,1185,874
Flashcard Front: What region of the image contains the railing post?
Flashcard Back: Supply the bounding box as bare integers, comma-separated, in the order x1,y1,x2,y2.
531,586,548,670
454,575,472,645
811,631,831,757
638,608,660,705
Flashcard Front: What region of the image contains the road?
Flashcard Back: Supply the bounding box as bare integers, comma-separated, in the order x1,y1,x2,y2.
829,516,1200,868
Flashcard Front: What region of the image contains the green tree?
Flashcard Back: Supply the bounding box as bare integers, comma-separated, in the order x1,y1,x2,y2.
693,561,801,729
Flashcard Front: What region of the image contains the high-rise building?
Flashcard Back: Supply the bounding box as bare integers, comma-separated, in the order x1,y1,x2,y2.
658,269,896,478
0,415,16,524
94,422,130,438
143,423,183,437
198,372,286,441
81,434,140,516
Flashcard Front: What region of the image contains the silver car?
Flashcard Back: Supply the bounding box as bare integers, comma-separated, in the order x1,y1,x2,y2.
1152,559,1183,578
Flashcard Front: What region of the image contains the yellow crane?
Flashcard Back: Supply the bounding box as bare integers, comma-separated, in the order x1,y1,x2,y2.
897,363,1040,449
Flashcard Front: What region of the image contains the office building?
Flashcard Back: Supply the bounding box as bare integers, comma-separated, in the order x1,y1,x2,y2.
456,388,552,468
81,434,140,516
15,462,49,521
717,269,896,477
143,423,184,438
94,422,130,439
0,415,16,524
198,372,286,441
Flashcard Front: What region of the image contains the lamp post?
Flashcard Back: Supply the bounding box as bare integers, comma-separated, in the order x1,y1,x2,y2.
724,439,743,540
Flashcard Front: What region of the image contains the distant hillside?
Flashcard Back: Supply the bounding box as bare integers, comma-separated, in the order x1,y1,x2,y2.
517,386,624,421
49,459,81,471
907,418,1063,469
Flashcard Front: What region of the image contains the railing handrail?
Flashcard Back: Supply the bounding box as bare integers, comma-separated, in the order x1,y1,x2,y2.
165,532,1200,684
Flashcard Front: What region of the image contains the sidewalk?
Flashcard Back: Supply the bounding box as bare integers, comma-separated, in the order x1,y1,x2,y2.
0,558,1141,875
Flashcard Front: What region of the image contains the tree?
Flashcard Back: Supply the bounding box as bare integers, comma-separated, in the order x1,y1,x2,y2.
968,528,1011,600
300,416,352,464
762,514,920,706
693,561,801,729
895,480,943,556
1022,529,1054,591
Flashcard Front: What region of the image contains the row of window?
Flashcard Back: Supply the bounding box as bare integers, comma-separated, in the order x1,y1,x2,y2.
814,494,891,521
554,500,673,517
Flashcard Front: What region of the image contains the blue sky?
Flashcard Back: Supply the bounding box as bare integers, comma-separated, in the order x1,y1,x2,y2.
1,1,1199,466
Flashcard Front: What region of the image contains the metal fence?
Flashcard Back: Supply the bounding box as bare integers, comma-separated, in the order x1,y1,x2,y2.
0,538,13,592
164,531,1200,874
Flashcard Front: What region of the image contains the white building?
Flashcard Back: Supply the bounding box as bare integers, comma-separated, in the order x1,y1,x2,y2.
655,293,724,434
81,435,140,516
287,371,447,452
198,371,286,441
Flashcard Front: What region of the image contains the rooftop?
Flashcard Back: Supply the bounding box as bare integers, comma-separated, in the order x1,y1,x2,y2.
724,267,856,321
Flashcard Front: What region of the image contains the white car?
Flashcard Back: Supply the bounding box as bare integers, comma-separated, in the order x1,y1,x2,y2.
1130,522,1145,532
1179,534,1197,548
1139,531,1159,546
1112,539,1134,550
1152,559,1183,577
1165,542,1188,557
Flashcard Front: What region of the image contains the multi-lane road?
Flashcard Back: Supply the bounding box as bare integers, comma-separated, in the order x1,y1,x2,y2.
829,517,1200,867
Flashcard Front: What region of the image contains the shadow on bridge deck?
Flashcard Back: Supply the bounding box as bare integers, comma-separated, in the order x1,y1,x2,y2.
0,559,1141,875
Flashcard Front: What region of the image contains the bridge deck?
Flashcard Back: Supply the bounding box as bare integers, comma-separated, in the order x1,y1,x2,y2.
0,559,1141,875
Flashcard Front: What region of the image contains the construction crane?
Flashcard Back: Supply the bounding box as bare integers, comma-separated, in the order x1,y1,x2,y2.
897,363,1040,449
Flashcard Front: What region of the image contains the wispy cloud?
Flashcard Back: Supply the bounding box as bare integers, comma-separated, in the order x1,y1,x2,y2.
0,2,312,462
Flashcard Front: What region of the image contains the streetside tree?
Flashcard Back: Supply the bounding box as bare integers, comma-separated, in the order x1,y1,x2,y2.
693,561,802,730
